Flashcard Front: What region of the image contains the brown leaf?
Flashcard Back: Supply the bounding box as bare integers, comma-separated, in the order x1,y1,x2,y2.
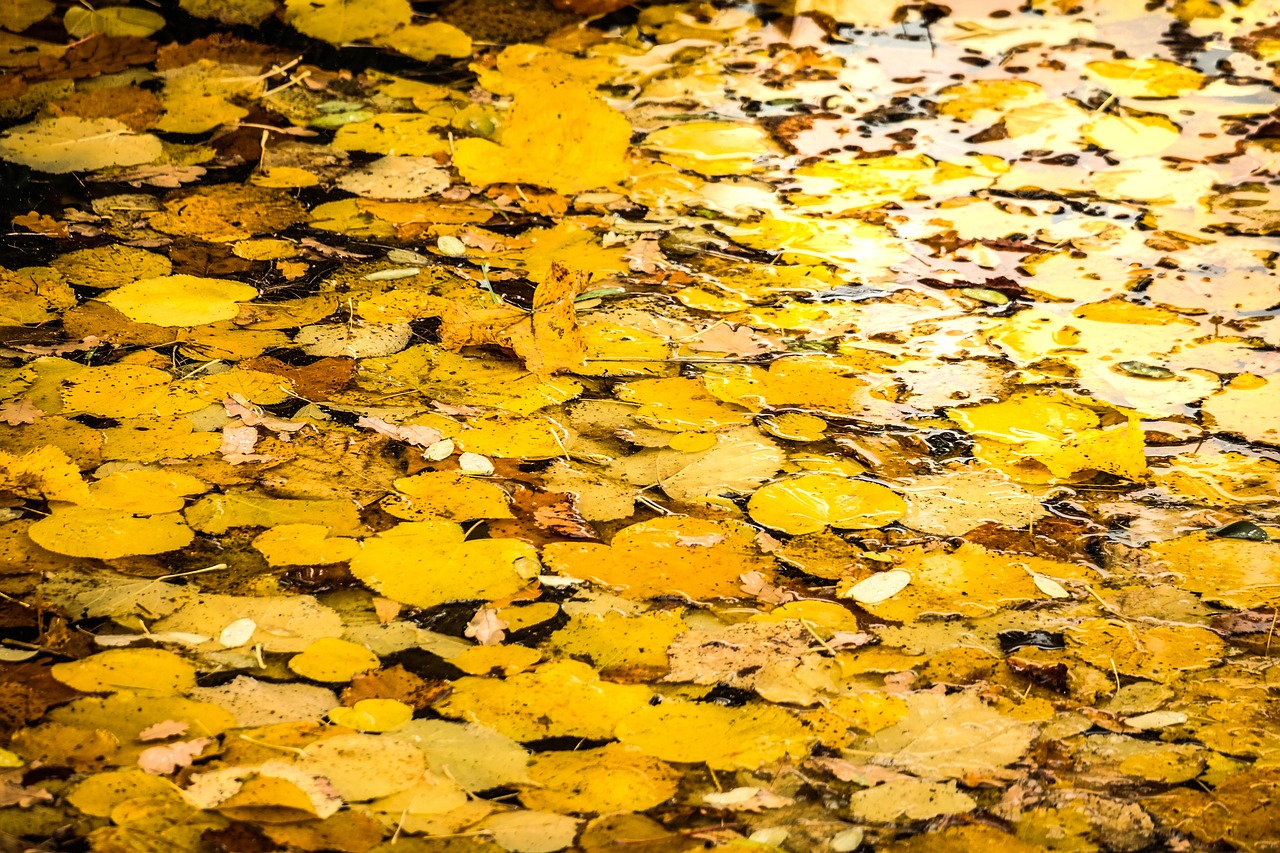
439,261,589,378
341,665,449,711
0,399,43,426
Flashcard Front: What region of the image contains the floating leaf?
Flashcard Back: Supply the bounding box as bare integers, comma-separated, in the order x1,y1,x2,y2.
289,638,380,682
0,118,162,173
63,6,165,37
283,0,411,43
453,81,630,194
543,516,771,600
615,700,813,770
747,473,905,535
100,275,257,327
52,649,196,696
350,520,539,608
857,690,1036,780
28,507,193,559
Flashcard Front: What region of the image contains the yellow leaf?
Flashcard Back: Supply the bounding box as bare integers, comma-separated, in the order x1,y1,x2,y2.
87,468,207,515
473,44,619,96
437,659,652,741
100,275,257,327
59,364,172,418
936,79,1045,120
543,516,771,600
850,779,976,822
50,245,171,289
1201,378,1280,446
858,690,1035,780
384,471,513,521
747,473,906,535
439,261,588,378
841,542,1091,622
28,507,193,559
376,22,472,61
615,700,812,769
702,356,871,416
67,770,182,817
449,644,542,676
547,610,688,677
1084,58,1205,98
453,81,630,194
179,0,276,25
252,524,361,567
520,743,681,814
749,600,859,639
101,417,221,462
328,698,414,732
63,5,164,36
185,491,365,536
0,117,161,173
289,638,380,682
899,469,1047,537
642,121,779,177
616,377,753,432
52,649,196,696
350,520,539,608
49,692,235,760
0,445,89,504
1081,112,1180,158
0,0,52,31
1069,620,1225,683
283,0,411,43
449,414,576,459
156,93,248,134
332,113,451,156
1148,532,1280,609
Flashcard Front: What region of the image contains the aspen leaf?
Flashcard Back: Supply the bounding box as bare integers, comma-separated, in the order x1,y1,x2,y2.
0,445,90,503
52,649,196,696
843,543,1089,621
747,473,906,535
543,516,771,600
327,699,413,732
520,743,680,814
289,638,380,682
439,262,589,378
0,118,161,173
383,471,514,521
0,0,52,31
87,469,208,515
615,701,813,770
702,357,871,416
1069,620,1225,684
453,81,630,194
283,0,411,42
388,719,532,792
100,275,257,327
1084,58,1204,98
1149,531,1280,609
1201,378,1280,446
350,520,540,608
849,779,977,822
28,507,193,559
63,6,165,37
252,524,361,567
436,660,652,742
484,811,581,853
295,732,426,801
376,22,472,61
857,690,1035,780
642,121,779,177
50,246,171,290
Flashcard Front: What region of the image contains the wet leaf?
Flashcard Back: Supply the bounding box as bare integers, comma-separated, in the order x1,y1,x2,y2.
453,81,630,194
